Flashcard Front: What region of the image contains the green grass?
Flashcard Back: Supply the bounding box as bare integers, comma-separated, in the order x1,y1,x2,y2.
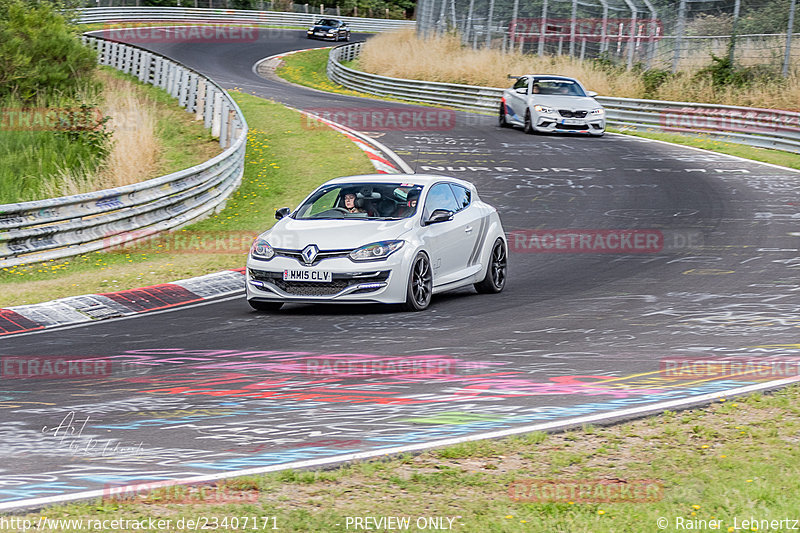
610,127,800,171
0,91,374,307
0,95,107,204
277,49,800,172
8,384,800,532
276,48,370,97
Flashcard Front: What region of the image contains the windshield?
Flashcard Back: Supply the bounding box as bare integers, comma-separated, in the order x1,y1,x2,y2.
532,79,587,97
315,19,339,26
294,183,424,220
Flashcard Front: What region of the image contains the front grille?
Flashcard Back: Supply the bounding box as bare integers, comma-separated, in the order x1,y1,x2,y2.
249,269,390,296
273,248,352,266
558,110,588,118
555,123,589,130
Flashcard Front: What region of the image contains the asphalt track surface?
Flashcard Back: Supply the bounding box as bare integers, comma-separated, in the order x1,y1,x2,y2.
2,28,800,510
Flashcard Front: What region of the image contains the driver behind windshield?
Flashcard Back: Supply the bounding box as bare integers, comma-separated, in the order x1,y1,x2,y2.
342,191,365,213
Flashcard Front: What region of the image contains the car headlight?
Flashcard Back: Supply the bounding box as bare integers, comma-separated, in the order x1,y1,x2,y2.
349,240,404,262
534,105,555,114
250,238,274,260
590,108,605,116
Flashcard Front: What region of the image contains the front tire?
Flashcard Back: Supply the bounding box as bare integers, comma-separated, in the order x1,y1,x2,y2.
474,239,507,294
523,111,534,134
403,252,433,311
248,300,283,312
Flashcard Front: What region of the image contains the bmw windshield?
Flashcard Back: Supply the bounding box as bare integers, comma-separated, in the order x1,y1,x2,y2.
293,183,424,220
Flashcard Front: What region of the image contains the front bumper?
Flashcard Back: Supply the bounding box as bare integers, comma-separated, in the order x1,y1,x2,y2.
535,115,605,135
246,254,410,305
307,31,339,40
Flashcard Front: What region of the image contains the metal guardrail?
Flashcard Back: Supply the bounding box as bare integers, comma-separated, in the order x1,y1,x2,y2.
0,35,247,268
76,7,415,32
328,42,800,154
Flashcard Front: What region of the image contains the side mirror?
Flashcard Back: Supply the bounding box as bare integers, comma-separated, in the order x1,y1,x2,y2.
424,209,454,226
587,90,598,97
275,207,291,220
515,87,528,95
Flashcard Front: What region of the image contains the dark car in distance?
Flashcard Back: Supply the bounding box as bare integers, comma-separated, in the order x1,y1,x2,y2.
307,19,350,41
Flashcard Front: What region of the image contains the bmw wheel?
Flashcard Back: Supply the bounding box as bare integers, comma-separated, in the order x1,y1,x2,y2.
403,252,433,311
248,300,283,312
475,238,507,294
499,104,510,128
523,110,534,134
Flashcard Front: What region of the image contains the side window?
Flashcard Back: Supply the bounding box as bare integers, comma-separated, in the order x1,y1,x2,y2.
424,183,459,218
513,77,529,92
449,185,471,211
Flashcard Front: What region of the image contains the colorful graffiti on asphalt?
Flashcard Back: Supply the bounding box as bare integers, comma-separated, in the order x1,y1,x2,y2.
2,345,793,504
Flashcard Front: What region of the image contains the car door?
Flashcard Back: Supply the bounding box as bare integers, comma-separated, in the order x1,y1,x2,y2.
420,183,472,286
448,183,485,278
505,76,530,124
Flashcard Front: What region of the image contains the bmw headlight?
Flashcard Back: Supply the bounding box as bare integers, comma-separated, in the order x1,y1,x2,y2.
250,238,274,260
349,240,404,262
534,105,555,114
590,108,605,116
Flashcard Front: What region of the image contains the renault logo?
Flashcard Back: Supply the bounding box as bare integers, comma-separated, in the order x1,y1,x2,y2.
301,244,319,265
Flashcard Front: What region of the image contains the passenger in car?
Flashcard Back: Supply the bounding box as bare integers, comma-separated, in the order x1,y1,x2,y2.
395,189,420,218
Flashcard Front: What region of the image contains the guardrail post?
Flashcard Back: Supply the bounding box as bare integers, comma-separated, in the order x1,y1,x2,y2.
197,80,207,122
211,90,223,138
168,64,179,98
153,57,163,87
227,108,237,147
205,86,215,129
219,101,230,147
179,69,189,108
187,73,198,113
139,52,151,83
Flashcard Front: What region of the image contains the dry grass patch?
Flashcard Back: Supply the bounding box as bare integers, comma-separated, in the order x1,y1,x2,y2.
358,30,800,109
358,29,644,95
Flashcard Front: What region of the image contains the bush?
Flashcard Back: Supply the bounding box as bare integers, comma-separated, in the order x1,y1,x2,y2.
0,0,98,102
641,68,675,98
694,50,783,89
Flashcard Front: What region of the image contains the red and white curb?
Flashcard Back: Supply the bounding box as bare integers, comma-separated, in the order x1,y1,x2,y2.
0,269,246,336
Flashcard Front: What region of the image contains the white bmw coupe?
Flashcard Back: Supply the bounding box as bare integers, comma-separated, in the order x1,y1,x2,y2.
246,174,507,311
500,75,605,136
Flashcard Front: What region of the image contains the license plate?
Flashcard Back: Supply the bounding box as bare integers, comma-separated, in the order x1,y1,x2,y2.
316,32,326,35
283,269,332,283
561,119,584,125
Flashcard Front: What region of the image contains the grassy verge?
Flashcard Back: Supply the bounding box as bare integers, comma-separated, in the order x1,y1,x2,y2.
8,384,800,531
0,92,374,307
276,47,382,98
610,128,800,171
277,48,800,172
